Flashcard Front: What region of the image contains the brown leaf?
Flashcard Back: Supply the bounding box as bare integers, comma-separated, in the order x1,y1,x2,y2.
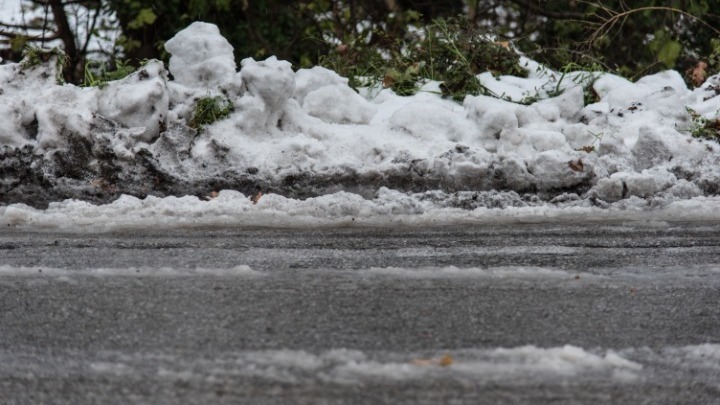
382,74,395,89
411,358,434,366
568,159,584,172
577,145,595,153
251,191,264,205
439,354,454,367
687,61,708,88
411,354,454,367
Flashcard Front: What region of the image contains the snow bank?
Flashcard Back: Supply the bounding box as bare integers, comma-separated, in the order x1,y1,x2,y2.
2,22,720,220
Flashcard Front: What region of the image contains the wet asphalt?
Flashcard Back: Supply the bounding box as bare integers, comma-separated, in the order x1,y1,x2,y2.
1,222,719,404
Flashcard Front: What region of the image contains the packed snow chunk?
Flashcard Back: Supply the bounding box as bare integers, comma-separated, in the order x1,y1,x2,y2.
498,128,570,155
303,85,376,125
625,168,677,198
603,70,690,112
293,66,349,104
464,95,519,141
493,156,534,191
477,71,549,103
527,150,591,191
34,85,98,149
665,179,703,199
235,56,295,130
686,76,720,118
164,22,236,88
590,168,677,202
388,102,475,142
97,60,169,142
562,123,602,150
0,99,24,145
0,55,71,146
592,73,632,99
534,85,585,121
631,126,673,170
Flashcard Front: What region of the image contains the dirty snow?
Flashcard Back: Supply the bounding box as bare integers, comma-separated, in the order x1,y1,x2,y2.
2,21,720,227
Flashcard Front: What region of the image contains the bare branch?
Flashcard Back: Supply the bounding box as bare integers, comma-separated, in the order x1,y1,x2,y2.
587,6,720,46
508,0,585,20
80,4,101,58
0,29,60,41
0,21,49,30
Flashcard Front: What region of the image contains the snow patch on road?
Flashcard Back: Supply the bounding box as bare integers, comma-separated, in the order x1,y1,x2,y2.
4,189,720,231
365,265,573,278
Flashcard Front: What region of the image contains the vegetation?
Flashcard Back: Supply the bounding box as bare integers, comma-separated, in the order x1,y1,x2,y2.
83,59,136,87
686,107,720,141
321,17,527,101
1,0,719,90
189,96,234,130
19,46,68,84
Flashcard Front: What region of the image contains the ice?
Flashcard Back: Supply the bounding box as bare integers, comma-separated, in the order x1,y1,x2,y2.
2,21,720,222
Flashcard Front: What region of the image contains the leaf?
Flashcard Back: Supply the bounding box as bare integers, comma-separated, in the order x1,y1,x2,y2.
438,354,454,367
128,8,157,29
568,159,584,172
658,40,682,68
687,61,708,88
411,354,454,367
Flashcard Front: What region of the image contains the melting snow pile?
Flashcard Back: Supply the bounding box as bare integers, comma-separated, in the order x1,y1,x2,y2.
2,21,720,226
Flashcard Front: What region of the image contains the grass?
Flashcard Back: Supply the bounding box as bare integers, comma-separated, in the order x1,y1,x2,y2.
319,17,526,102
685,107,720,141
20,46,68,84
189,96,234,129
83,60,136,88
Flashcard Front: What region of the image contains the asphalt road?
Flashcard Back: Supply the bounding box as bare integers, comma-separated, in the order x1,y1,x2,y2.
1,222,720,404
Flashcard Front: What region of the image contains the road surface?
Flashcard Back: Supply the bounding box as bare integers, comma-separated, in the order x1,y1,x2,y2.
1,222,719,403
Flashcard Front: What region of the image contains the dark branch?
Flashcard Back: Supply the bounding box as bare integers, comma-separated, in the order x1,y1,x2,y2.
508,0,586,20
0,30,60,41
0,21,50,30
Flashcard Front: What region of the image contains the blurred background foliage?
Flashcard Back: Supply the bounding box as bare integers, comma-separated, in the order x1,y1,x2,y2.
1,0,719,86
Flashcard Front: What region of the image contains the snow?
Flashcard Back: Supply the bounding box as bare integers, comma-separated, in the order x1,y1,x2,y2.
2,22,720,228
5,188,720,231
6,343,720,390
164,22,237,89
